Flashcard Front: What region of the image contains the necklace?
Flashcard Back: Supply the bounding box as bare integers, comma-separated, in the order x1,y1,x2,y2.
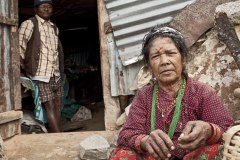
155,79,186,118
156,89,176,117
150,77,186,139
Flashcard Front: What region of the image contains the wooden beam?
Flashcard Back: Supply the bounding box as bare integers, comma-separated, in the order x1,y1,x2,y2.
0,111,22,125
215,12,240,69
0,15,17,26
97,0,121,130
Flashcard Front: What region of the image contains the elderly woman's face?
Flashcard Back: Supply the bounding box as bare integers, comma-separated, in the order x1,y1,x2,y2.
148,37,183,85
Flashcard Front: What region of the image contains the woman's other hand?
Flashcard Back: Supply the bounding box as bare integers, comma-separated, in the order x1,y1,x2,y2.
178,120,212,151
140,129,175,160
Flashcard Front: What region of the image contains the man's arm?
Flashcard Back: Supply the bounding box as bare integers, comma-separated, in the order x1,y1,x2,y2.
18,19,34,69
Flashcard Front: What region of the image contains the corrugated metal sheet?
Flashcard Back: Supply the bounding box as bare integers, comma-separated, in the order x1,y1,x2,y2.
105,0,196,96
107,33,143,96
105,0,196,66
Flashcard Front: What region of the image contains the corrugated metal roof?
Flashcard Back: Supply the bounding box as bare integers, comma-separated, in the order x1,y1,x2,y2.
105,0,196,66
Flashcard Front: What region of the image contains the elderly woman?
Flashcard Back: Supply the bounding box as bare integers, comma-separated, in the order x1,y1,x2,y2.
109,26,234,160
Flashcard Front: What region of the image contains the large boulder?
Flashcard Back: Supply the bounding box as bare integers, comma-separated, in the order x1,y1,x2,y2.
186,1,240,120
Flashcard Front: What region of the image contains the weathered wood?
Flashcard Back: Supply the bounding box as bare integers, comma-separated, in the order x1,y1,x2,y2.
0,15,17,26
104,22,112,34
10,26,21,110
0,78,5,113
0,28,6,112
0,111,22,125
0,0,21,140
9,0,21,110
215,12,240,69
97,0,121,130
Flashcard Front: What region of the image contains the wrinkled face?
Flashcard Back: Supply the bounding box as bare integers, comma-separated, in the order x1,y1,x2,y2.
35,3,53,20
148,37,183,85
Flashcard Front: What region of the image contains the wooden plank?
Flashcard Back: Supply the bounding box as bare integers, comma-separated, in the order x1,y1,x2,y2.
0,25,7,113
97,0,120,130
9,0,18,20
0,15,17,26
10,26,21,110
0,111,22,125
9,0,21,110
0,0,21,140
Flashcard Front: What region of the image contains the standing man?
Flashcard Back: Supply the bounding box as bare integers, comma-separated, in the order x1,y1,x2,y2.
19,0,64,132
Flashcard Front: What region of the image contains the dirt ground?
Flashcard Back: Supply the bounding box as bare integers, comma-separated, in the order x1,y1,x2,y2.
4,101,109,160
4,131,116,160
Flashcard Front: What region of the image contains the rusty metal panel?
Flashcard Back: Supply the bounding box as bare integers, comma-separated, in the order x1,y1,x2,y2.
105,0,196,66
0,0,21,139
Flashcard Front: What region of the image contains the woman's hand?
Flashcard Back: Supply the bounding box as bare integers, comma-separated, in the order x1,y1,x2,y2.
178,120,212,151
140,129,175,160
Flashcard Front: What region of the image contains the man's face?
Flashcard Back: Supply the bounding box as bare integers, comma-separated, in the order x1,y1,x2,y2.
35,3,53,20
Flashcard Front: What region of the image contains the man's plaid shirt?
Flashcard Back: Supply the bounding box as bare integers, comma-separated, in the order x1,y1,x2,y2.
19,15,60,82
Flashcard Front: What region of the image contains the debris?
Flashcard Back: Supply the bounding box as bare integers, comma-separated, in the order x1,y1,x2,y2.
71,106,92,122
21,110,47,133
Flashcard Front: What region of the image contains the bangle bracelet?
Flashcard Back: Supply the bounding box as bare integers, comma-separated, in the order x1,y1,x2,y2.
206,123,222,144
135,134,147,153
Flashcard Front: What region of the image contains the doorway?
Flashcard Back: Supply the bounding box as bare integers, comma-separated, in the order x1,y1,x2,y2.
18,0,105,133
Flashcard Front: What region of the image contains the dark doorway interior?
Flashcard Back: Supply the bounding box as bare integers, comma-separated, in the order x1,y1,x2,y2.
18,0,104,133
